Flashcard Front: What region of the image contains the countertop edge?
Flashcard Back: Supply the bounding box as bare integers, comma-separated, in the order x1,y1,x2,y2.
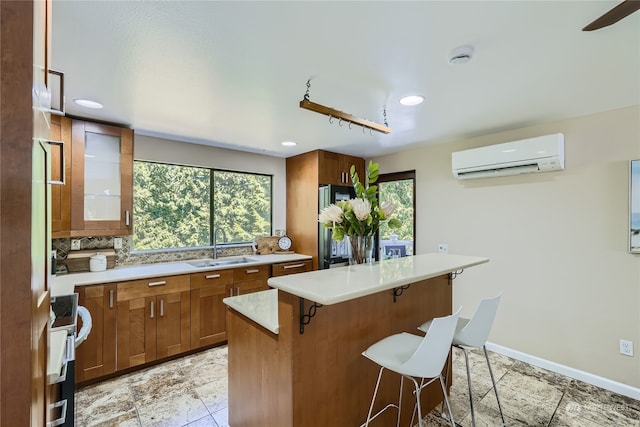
223,289,279,334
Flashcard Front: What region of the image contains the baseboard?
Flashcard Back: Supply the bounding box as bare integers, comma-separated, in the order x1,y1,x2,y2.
485,342,640,400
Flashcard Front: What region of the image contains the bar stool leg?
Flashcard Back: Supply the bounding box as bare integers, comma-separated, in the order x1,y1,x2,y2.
364,366,385,427
483,346,506,426
459,346,477,427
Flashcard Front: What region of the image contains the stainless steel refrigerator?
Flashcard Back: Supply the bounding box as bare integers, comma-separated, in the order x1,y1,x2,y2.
318,184,355,269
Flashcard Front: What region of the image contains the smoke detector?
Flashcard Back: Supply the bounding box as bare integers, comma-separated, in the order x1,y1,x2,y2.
448,45,474,65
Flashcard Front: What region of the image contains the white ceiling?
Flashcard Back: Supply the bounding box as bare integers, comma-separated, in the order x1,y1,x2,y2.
51,1,640,158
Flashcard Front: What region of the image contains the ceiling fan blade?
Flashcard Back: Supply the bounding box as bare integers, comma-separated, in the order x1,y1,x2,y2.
582,0,640,31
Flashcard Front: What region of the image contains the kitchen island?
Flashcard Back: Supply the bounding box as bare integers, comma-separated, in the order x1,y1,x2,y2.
223,253,488,427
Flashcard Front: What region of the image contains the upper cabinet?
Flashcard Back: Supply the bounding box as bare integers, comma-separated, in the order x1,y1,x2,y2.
70,119,133,236
317,150,364,186
286,150,364,269
50,115,71,238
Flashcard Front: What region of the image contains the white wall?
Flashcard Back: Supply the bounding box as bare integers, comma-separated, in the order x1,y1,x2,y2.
134,134,287,233
372,106,640,388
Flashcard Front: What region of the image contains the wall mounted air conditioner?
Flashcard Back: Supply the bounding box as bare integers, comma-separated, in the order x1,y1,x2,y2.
452,133,564,180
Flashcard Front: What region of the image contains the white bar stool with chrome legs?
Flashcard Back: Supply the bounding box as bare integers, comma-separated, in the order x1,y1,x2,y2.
419,293,505,427
361,307,461,427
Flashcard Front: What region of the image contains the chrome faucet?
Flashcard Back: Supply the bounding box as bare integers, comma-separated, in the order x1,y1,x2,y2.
213,227,227,259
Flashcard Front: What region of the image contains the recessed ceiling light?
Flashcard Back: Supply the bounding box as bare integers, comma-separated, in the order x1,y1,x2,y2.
399,95,424,106
281,141,296,147
74,99,103,109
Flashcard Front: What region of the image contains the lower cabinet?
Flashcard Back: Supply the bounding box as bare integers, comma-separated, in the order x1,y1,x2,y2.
190,269,234,349
231,264,270,295
116,275,191,370
74,259,311,383
75,284,117,382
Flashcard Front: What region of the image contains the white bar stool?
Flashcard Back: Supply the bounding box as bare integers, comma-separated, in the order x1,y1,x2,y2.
419,293,505,427
361,307,462,427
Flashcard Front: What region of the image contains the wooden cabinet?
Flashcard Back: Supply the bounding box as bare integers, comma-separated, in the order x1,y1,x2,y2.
286,150,364,269
232,264,270,295
318,150,365,186
271,259,313,277
116,275,190,370
75,284,117,382
50,115,72,238
70,119,133,237
190,269,234,349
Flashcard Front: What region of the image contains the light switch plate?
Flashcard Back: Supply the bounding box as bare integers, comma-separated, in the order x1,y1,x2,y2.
71,239,81,250
114,237,123,249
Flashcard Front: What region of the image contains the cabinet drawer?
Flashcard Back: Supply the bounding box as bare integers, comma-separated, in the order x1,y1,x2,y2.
233,264,269,282
271,260,313,277
190,269,234,289
117,274,190,301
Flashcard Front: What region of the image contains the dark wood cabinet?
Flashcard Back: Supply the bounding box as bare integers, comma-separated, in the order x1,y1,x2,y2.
286,150,365,269
70,119,133,237
116,275,190,370
271,260,313,277
75,284,117,382
190,269,234,349
50,115,72,238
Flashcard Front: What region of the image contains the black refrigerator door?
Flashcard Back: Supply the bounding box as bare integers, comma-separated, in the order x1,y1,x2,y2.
318,185,355,269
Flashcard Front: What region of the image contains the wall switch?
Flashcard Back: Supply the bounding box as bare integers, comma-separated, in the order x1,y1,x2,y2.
438,243,448,254
620,339,634,357
71,239,81,250
113,237,123,250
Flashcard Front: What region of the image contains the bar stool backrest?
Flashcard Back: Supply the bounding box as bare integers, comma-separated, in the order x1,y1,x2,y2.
399,307,462,379
453,292,502,348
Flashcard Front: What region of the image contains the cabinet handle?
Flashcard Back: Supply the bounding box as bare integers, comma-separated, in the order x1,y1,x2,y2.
229,288,233,297
109,289,114,308
47,69,65,115
283,263,305,269
43,139,65,185
148,280,166,287
160,299,164,317
150,301,154,319
47,399,67,427
125,210,131,226
205,274,221,279
245,269,260,274
236,287,241,295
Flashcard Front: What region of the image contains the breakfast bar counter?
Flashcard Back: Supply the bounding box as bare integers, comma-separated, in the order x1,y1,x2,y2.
223,253,488,427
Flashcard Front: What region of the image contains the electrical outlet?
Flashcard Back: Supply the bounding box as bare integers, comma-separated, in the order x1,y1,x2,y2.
113,237,123,250
620,339,634,357
71,239,81,250
438,243,448,254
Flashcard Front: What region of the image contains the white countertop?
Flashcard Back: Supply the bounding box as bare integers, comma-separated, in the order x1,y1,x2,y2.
267,253,489,305
52,253,312,296
224,253,488,334
223,288,279,334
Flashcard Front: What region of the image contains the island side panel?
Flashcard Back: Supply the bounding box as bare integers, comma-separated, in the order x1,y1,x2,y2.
226,305,293,427
285,273,452,427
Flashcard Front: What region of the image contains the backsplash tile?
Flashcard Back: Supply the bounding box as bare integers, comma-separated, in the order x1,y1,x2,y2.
52,236,252,274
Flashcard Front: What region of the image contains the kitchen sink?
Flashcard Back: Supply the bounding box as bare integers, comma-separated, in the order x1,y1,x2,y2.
188,257,257,268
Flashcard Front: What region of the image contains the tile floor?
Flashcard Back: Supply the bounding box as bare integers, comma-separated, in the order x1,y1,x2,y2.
75,345,640,427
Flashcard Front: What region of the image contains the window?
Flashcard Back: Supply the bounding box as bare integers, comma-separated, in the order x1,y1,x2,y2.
133,161,272,250
378,171,415,258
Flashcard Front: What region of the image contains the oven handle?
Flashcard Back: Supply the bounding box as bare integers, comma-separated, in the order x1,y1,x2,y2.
75,306,92,348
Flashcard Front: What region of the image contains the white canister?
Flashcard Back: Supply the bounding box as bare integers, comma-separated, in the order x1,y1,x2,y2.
89,252,107,272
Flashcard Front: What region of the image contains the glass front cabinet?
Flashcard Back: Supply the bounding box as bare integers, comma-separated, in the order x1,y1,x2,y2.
70,120,133,236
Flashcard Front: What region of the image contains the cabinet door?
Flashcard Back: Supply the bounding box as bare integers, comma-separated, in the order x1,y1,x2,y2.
117,296,156,370
75,284,116,382
343,155,365,185
190,270,233,349
156,291,191,359
70,120,133,236
50,115,71,237
318,151,345,185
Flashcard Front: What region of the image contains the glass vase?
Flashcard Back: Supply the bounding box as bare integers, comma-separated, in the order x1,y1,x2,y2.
348,235,374,265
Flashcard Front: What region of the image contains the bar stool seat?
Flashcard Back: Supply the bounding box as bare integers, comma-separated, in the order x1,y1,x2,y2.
419,293,505,427
361,308,461,427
